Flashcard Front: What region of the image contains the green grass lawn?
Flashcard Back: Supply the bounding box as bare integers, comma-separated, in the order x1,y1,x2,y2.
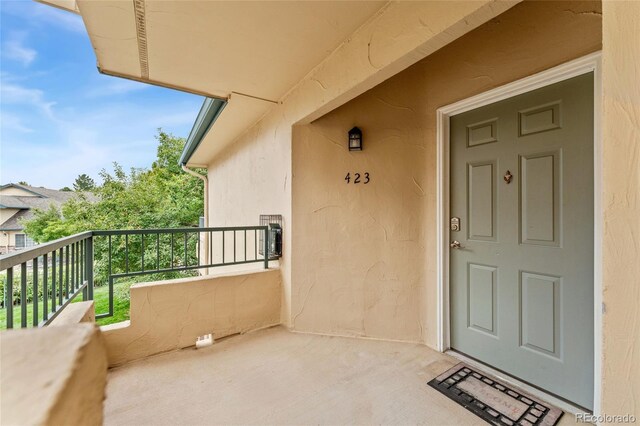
0,281,133,330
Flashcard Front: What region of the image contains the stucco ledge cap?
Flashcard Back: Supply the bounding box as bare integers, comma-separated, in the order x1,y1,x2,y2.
0,324,104,425
130,267,281,289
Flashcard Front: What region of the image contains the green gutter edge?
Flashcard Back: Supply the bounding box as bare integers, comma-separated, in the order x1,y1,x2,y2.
179,97,227,166
0,204,30,209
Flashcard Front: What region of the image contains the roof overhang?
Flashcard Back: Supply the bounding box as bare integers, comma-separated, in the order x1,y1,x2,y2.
40,1,519,167
0,184,45,197
41,1,387,165
72,1,386,101
179,98,227,167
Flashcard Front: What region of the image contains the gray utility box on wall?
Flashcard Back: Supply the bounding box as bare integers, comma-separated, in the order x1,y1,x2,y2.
259,214,283,259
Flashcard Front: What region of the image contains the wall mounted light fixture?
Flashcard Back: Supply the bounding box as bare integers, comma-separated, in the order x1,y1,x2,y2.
348,127,363,151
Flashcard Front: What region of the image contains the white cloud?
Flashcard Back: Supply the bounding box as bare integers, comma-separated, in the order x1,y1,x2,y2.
0,3,201,189
1,80,199,188
85,79,150,98
0,112,34,133
32,5,85,33
0,79,57,120
2,32,37,67
1,2,85,34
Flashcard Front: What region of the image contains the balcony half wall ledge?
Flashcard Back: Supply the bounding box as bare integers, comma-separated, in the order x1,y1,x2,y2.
0,268,281,425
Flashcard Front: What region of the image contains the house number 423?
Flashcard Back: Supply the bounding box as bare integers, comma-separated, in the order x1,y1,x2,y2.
344,172,370,184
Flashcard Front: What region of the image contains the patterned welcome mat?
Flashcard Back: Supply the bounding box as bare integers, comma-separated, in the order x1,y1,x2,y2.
428,363,563,426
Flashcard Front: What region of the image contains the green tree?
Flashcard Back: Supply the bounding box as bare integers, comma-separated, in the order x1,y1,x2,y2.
60,186,73,192
21,131,205,286
73,174,96,191
17,181,29,186
21,204,73,242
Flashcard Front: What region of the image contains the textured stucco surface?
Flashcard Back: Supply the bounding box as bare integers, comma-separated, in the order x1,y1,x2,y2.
0,208,20,223
101,269,281,366
0,324,108,426
194,1,520,164
206,0,518,329
601,0,640,417
292,0,601,346
49,300,95,326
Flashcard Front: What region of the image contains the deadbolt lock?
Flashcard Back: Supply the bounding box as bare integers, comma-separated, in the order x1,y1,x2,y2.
450,217,460,232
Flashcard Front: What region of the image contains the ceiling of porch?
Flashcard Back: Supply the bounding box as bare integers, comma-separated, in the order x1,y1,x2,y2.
37,0,516,166
64,0,386,102
37,0,386,165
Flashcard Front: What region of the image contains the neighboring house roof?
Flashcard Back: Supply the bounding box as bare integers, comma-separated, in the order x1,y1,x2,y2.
0,183,46,198
0,196,31,209
0,183,97,232
0,210,30,231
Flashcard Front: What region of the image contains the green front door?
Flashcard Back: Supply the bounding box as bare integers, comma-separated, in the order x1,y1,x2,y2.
449,73,594,409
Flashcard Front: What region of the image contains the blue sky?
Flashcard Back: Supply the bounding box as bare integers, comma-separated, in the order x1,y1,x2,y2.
0,0,203,189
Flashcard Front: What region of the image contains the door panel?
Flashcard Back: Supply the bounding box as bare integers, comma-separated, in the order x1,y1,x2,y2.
520,150,561,246
468,161,497,241
519,101,562,136
450,73,594,409
467,118,499,147
468,263,498,335
520,271,561,357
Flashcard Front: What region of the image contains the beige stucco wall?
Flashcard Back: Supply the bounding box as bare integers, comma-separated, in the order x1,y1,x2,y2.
0,208,20,223
292,1,601,346
1,231,13,253
207,114,293,325
600,0,640,417
0,324,108,426
0,231,30,254
1,209,23,252
101,269,282,366
202,0,639,414
206,1,519,329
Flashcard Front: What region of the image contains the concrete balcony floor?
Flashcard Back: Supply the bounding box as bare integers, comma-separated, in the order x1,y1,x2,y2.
105,326,574,425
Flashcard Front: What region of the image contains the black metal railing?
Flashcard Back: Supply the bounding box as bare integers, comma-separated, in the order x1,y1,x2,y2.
0,232,93,329
0,226,272,329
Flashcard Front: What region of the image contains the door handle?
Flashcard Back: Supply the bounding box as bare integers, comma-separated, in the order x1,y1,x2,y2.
450,240,463,249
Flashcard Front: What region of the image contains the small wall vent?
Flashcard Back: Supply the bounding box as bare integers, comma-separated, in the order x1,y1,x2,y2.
259,214,283,259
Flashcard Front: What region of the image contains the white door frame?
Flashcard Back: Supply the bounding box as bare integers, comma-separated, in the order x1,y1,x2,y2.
435,51,602,413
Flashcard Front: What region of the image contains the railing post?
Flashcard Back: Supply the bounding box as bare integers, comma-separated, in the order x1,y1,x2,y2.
33,257,38,327
85,235,94,300
5,267,13,329
20,263,27,328
263,226,269,270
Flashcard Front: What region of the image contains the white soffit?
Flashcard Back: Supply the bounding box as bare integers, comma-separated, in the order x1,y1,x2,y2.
77,0,141,77
44,0,517,166
75,0,386,101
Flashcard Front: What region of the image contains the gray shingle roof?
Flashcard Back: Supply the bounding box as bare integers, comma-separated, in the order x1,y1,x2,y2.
0,183,97,231
0,196,31,209
1,210,31,231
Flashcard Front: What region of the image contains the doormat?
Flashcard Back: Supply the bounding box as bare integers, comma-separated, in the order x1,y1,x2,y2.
427,363,563,426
